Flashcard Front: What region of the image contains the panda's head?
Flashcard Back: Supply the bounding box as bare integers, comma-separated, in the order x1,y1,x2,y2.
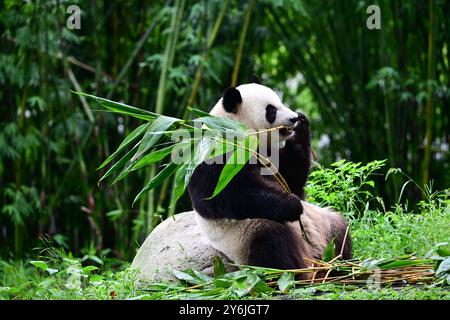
210,77,299,140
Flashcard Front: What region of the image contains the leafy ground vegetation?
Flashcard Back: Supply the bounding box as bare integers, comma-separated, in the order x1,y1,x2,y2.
1,160,449,300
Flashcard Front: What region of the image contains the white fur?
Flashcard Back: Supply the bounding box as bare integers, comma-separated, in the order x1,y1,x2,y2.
210,83,298,130
195,213,250,263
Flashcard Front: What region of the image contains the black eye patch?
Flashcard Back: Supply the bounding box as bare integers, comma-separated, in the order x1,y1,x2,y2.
265,104,277,124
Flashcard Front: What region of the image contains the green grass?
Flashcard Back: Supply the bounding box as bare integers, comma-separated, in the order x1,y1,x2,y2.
1,160,449,300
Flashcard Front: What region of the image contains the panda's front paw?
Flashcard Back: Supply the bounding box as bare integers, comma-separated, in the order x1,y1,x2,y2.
294,112,310,135
290,113,310,143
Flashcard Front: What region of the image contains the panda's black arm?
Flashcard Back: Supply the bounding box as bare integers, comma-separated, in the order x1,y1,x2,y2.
278,113,312,199
188,162,303,222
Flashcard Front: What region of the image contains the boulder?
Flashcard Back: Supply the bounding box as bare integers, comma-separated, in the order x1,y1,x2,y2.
131,210,232,281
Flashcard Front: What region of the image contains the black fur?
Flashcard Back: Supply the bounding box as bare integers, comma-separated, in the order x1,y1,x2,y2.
222,87,242,113
188,156,303,222
247,221,309,275
250,74,262,84
265,104,277,124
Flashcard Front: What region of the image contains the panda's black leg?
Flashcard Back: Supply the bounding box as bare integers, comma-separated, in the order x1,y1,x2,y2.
246,221,308,277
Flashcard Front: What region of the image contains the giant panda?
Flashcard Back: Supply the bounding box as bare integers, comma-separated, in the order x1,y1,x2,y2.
187,76,351,277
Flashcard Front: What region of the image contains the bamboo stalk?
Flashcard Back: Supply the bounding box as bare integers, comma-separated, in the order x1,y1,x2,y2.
186,0,230,108
149,0,186,233
423,0,438,186
231,0,255,86
106,12,161,99
155,0,186,114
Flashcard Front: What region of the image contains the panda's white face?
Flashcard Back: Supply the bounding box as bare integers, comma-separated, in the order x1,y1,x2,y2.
210,83,299,138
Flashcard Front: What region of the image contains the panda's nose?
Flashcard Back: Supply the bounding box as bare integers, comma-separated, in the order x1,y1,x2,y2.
289,116,300,124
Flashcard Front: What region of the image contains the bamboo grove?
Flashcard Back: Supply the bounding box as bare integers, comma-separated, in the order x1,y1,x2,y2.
0,1,449,258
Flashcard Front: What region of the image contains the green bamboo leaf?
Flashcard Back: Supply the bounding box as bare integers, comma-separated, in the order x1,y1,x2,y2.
72,91,157,121
435,257,450,276
169,269,203,285
133,162,179,206
436,246,450,257
194,116,246,133
46,268,59,276
230,271,271,297
278,272,295,293
204,136,236,162
377,259,431,270
168,138,218,208
188,106,211,117
209,135,258,199
213,256,226,277
82,266,99,275
130,144,176,172
112,144,177,184
192,269,213,283
169,163,188,208
99,144,139,183
30,260,48,271
322,238,335,262
97,123,149,170
169,140,202,207
133,116,180,161
76,92,155,119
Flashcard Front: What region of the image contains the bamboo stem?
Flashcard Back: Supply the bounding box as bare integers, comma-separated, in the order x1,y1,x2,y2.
231,0,255,86
423,0,438,186
186,0,230,108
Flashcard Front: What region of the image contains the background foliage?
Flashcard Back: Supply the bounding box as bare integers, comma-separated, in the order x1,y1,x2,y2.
0,0,449,259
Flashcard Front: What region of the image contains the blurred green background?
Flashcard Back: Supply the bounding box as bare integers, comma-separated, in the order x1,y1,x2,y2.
0,0,448,259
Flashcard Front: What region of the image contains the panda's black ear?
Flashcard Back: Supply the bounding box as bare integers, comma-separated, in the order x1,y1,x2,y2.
222,87,242,113
250,74,261,84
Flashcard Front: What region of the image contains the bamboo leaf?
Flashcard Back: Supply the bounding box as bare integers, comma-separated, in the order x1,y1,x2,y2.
97,123,149,170
30,261,48,271
194,116,246,133
322,238,335,262
133,116,180,161
168,269,203,285
188,106,212,117
169,141,203,208
435,257,450,276
130,144,176,172
111,144,177,185
192,270,213,283
213,256,226,277
377,259,431,270
99,144,139,183
169,163,188,208
169,137,219,208
278,272,295,293
209,135,258,199
133,162,179,206
72,91,157,121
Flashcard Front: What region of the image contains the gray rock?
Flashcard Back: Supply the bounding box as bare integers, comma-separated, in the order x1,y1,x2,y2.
131,210,232,281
